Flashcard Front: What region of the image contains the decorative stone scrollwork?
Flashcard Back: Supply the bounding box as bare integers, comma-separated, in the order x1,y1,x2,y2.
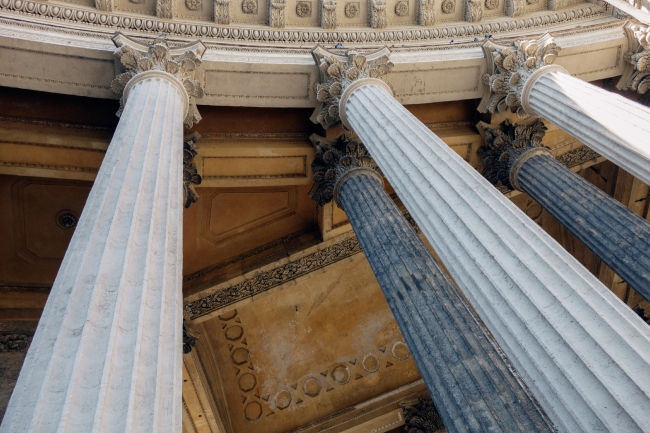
400,395,445,433
95,0,114,11
484,0,498,10
296,1,312,17
344,1,359,16
186,0,201,10
183,132,202,208
441,0,455,13
269,0,286,27
241,0,257,13
618,24,650,95
156,0,175,18
477,119,549,191
371,0,387,28
419,0,435,24
505,0,524,16
322,0,337,27
395,0,409,15
479,33,560,117
215,0,231,23
182,321,198,354
465,0,482,22
309,134,382,207
112,34,205,129
311,46,394,129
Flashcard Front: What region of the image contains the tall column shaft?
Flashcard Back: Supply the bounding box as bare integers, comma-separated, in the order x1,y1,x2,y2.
337,172,554,433
342,80,650,433
523,67,650,186
517,152,650,302
0,73,185,433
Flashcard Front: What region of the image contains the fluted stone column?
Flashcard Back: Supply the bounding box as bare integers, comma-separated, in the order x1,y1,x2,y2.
478,120,650,303
0,34,205,433
479,33,650,187
309,134,554,433
312,47,650,433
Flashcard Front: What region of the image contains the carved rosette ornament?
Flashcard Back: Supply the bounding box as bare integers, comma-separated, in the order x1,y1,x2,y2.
478,33,559,117
215,0,231,23
311,46,394,129
111,34,205,129
478,119,549,191
183,132,202,208
505,0,524,15
395,0,409,15
618,23,650,96
269,0,286,27
322,0,337,28
371,0,387,28
465,0,482,21
484,0,498,10
309,134,382,207
441,0,455,13
419,0,435,25
400,395,445,433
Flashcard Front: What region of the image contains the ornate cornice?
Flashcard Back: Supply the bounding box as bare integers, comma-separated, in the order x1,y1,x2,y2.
309,134,382,206
478,33,561,117
311,46,393,129
0,0,607,46
477,120,550,191
111,32,206,128
183,132,202,208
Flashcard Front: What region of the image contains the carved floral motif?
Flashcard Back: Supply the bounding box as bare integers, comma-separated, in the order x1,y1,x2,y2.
623,25,650,95
465,0,482,21
157,0,175,18
344,1,360,17
479,33,559,117
270,0,286,27
95,0,114,11
185,0,201,10
371,0,387,28
241,0,257,13
485,0,498,10
183,132,202,208
309,134,381,206
312,47,394,129
441,0,455,13
547,0,566,10
322,0,337,27
419,0,435,25
505,0,524,16
395,0,409,16
296,1,312,17
215,0,231,23
112,35,204,129
478,120,547,190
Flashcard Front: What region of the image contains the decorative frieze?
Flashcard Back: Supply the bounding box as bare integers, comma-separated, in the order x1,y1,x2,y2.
157,0,175,18
371,0,387,28
465,0,482,22
419,0,435,25
309,134,381,207
312,47,394,129
215,0,231,24
505,0,524,16
322,0,337,28
269,0,286,27
112,34,205,129
183,132,202,209
479,33,560,117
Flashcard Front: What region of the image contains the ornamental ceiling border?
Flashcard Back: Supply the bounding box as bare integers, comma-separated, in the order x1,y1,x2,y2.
0,0,608,46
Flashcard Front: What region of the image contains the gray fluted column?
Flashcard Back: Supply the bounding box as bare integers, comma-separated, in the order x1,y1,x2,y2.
309,134,555,433
479,120,650,303
480,33,650,187
311,46,650,433
0,34,205,433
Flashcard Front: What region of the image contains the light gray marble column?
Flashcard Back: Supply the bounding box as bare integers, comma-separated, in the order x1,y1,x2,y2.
0,34,205,433
480,33,650,187
312,46,650,433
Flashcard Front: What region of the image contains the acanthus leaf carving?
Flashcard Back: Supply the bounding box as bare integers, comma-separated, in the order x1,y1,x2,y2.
183,132,202,208
215,0,231,23
619,23,650,96
309,134,381,207
186,0,201,10
505,0,525,16
322,0,337,28
371,0,387,28
478,33,560,117
485,0,498,10
465,0,482,22
269,0,286,27
547,0,567,10
156,0,175,18
95,0,114,11
0,331,32,352
400,395,445,433
441,0,455,13
111,33,205,129
311,46,394,129
419,0,435,25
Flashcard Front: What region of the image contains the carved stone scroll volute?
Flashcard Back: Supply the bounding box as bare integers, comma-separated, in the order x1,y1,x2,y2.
371,0,387,28
617,22,650,98
215,0,232,24
269,0,286,27
419,0,436,26
322,0,337,29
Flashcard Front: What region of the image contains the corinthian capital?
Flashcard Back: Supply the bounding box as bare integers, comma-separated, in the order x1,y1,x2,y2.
477,119,550,191
617,22,650,95
478,34,560,117
111,33,206,129
309,134,382,206
311,46,394,129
